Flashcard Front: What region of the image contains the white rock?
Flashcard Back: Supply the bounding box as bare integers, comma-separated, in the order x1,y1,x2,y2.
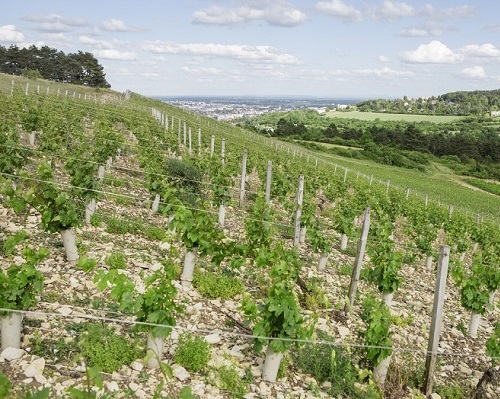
430,393,441,399
172,364,190,382
204,333,221,344
1,347,25,361
106,381,119,391
24,357,45,378
129,382,139,392
130,360,144,372
337,326,350,338
135,389,147,399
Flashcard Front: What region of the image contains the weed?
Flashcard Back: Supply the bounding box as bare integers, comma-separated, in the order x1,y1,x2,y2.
434,384,465,399
78,323,143,373
292,331,364,398
174,333,211,372
105,252,128,269
193,270,245,299
0,371,10,399
217,365,248,398
30,332,76,363
90,214,102,227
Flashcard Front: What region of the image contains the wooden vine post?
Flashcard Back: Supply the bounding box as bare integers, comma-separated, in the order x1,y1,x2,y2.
293,175,305,247
422,245,450,396
265,160,272,204
345,206,370,315
221,139,226,164
239,150,247,207
210,135,215,158
198,128,201,155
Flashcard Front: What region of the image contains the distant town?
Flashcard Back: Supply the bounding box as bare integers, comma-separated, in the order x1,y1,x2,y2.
158,96,358,120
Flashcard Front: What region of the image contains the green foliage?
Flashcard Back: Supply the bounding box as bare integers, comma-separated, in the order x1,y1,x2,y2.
241,242,314,353
245,195,276,259
66,365,103,399
292,331,364,398
174,333,211,372
0,231,47,312
0,128,29,174
104,252,127,270
30,333,76,363
434,384,465,399
465,178,500,196
66,158,100,202
24,387,51,399
4,162,82,232
486,321,500,363
94,259,180,338
366,219,403,294
361,296,393,367
0,371,10,399
193,269,245,299
216,365,248,398
78,323,142,373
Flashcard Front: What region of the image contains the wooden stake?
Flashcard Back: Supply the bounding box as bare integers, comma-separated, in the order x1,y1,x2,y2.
345,207,370,315
293,175,305,247
210,135,215,158
422,246,450,396
221,139,226,164
239,150,247,207
265,161,272,204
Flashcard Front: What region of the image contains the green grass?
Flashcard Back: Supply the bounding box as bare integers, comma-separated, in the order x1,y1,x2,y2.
325,110,462,123
464,178,500,196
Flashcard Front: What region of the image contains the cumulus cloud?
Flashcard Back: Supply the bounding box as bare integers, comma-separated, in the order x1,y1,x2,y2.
192,1,306,27
378,55,390,62
370,1,415,20
400,40,462,63
460,66,486,79
315,0,362,22
93,49,137,61
102,18,141,32
142,41,300,65
0,25,25,42
460,43,500,58
421,4,475,19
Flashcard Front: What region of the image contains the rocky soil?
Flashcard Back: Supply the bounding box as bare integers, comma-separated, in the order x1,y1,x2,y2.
0,153,498,399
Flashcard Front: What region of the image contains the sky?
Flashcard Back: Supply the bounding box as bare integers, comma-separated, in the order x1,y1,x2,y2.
1,0,500,99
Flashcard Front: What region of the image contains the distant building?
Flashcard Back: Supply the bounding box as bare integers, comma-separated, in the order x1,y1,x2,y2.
491,110,500,118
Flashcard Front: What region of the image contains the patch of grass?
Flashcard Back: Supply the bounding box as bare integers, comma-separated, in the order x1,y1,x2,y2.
464,178,500,196
105,251,127,269
434,384,466,399
30,332,77,363
301,276,331,311
105,216,167,241
78,323,143,373
193,270,245,299
217,365,249,398
292,331,365,398
174,333,211,372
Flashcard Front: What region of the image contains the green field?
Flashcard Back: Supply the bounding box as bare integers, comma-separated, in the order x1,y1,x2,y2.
325,110,462,123
274,138,500,222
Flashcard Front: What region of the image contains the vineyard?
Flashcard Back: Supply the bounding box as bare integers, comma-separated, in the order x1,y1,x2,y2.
0,77,499,399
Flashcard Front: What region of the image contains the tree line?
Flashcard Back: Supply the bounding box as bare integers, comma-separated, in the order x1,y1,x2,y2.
0,44,110,88
357,90,500,116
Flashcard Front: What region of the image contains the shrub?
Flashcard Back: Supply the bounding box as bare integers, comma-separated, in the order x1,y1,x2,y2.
217,365,248,398
174,333,211,372
78,324,142,373
193,270,245,299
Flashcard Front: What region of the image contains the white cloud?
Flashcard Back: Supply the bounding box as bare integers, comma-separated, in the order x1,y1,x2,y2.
23,14,87,33
378,55,390,62
400,40,462,64
460,43,500,59
399,28,430,37
460,66,486,79
331,66,414,79
93,49,137,61
370,1,415,20
79,35,114,49
102,18,140,32
315,0,362,22
192,1,306,27
143,41,300,65
0,25,25,42
421,4,476,19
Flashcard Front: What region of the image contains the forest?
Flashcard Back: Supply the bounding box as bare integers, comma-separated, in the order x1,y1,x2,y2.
0,44,109,88
357,89,500,116
237,108,500,180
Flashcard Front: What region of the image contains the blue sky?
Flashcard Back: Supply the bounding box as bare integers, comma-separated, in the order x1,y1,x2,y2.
1,0,499,98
